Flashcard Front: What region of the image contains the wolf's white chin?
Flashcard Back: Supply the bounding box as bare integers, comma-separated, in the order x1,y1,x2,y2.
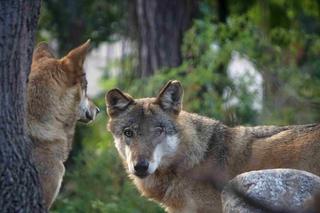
148,135,179,174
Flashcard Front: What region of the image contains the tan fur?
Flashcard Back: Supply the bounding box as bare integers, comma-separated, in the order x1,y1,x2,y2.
27,40,99,209
106,80,320,213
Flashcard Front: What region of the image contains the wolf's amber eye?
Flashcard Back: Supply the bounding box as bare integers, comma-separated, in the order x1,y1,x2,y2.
123,128,134,138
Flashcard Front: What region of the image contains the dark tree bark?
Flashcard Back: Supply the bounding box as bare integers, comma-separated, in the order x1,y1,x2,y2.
132,0,198,77
0,1,45,212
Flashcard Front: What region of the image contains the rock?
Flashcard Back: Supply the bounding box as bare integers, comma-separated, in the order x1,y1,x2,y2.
221,169,320,213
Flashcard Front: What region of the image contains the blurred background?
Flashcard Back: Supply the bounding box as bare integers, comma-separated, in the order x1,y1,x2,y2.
36,0,320,212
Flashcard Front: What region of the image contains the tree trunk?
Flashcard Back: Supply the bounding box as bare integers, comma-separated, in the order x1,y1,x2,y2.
0,1,45,212
132,0,198,77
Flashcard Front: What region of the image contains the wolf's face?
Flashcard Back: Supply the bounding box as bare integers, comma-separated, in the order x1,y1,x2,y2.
31,40,100,124
106,81,183,178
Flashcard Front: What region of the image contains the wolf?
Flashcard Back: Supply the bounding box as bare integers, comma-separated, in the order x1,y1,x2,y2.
105,80,320,213
27,40,100,209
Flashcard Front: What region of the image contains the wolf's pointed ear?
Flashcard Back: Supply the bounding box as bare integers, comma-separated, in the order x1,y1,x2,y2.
155,80,183,115
106,89,134,116
33,42,55,61
61,39,91,71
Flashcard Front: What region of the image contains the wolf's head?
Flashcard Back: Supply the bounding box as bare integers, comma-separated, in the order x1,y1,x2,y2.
106,81,183,178
30,40,99,124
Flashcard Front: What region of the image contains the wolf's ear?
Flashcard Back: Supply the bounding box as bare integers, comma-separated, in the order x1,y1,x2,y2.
106,89,134,116
61,39,91,72
155,80,183,115
33,42,55,61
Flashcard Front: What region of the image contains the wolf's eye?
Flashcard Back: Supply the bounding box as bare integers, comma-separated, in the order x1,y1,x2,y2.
154,127,165,136
123,128,134,138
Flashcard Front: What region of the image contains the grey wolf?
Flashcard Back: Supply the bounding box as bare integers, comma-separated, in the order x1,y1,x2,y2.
105,80,320,213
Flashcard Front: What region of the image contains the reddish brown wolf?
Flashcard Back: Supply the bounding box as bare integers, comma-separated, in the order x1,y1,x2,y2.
106,80,320,213
27,40,99,209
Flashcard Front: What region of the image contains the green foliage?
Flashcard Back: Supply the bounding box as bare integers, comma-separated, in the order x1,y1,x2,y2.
111,1,320,125
113,16,264,125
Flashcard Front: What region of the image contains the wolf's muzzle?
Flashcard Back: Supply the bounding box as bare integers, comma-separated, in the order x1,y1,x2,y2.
134,159,149,178
79,106,100,123
85,111,93,120
85,107,100,120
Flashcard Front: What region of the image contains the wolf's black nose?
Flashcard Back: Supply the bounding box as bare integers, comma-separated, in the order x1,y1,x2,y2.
85,111,93,120
134,159,149,177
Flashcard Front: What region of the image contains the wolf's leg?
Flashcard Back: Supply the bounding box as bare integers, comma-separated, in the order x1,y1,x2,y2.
37,160,65,209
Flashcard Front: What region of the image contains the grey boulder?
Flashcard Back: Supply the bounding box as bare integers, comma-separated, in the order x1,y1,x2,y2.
221,169,320,213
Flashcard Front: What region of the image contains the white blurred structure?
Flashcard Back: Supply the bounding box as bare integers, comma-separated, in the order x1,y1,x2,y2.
84,41,130,97
226,51,263,111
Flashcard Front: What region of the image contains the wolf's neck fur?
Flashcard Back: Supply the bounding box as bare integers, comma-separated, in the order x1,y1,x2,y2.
27,73,79,161
177,111,230,170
